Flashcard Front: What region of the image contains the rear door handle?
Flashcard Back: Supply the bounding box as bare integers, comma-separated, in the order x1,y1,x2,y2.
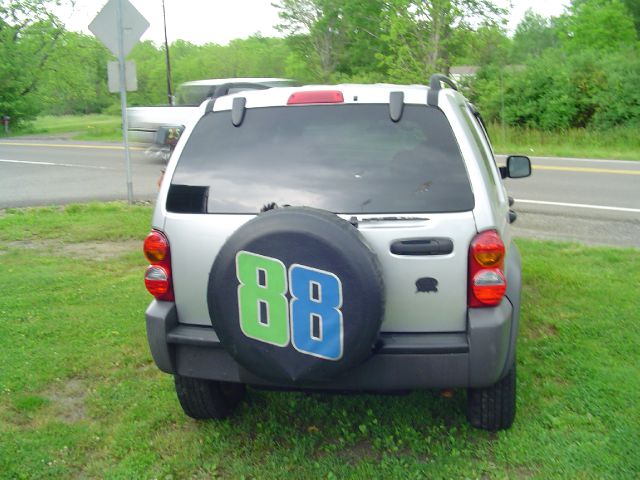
390,238,454,256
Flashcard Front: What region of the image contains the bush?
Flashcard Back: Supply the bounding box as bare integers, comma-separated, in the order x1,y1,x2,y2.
471,45,640,130
471,51,579,130
591,48,640,128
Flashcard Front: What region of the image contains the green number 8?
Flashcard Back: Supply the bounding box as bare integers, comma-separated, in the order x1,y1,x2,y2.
236,251,289,346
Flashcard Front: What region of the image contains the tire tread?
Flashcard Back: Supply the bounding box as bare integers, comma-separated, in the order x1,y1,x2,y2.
466,365,516,431
174,375,245,420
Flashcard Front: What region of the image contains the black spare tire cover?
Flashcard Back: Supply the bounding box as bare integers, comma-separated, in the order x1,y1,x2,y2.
208,207,385,383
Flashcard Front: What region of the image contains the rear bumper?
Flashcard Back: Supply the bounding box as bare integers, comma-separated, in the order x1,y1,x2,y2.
145,299,514,390
128,128,156,145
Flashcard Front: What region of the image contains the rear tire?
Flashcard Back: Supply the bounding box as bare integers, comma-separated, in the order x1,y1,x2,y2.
174,375,245,419
466,365,516,431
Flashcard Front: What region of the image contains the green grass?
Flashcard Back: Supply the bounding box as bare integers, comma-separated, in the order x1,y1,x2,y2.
1,203,639,478
489,123,640,160
6,114,122,142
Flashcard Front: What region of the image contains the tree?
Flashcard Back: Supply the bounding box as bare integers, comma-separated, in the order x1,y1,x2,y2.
36,32,113,114
453,23,511,66
622,0,640,36
378,0,507,83
128,40,166,106
573,0,640,37
0,0,68,125
273,0,344,81
511,9,559,61
169,36,290,84
558,0,637,53
273,0,386,82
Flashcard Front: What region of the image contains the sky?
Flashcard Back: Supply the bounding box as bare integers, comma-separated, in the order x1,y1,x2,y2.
56,0,570,47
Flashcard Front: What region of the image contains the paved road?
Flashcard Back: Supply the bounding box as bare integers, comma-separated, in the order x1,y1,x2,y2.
1,139,639,247
0,139,163,207
495,155,640,248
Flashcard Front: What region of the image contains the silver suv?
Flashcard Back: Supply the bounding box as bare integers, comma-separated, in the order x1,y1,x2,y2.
143,75,531,431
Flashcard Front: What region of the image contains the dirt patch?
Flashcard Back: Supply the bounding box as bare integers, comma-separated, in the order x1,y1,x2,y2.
526,322,559,340
45,378,87,423
334,439,381,464
5,239,140,261
60,240,140,261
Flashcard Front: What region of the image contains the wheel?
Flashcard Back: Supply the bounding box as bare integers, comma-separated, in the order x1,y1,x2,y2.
466,365,516,431
208,207,384,383
174,375,245,420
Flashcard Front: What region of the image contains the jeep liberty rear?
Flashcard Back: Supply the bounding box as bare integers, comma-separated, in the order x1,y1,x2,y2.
144,76,531,431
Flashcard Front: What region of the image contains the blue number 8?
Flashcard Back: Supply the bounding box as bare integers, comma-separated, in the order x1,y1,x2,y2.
289,265,343,360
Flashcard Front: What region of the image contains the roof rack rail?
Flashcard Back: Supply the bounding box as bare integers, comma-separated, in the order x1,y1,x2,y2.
205,98,216,113
427,74,458,107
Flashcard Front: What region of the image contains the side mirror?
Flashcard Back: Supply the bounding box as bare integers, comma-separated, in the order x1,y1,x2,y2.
504,155,531,179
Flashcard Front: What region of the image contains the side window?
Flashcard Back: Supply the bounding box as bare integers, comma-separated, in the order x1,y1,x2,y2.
474,113,493,151
464,104,506,202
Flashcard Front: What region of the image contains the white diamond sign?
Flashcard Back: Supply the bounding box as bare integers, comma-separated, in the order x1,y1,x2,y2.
89,0,149,57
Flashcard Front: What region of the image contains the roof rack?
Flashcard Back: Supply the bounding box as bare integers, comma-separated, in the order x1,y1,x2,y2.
231,97,246,127
427,74,458,107
389,91,404,122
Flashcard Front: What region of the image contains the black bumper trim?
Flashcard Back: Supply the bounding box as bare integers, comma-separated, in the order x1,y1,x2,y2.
167,325,220,347
167,324,469,355
378,332,468,354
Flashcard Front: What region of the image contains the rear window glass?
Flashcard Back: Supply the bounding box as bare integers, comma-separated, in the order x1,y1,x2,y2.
168,104,474,214
175,85,213,106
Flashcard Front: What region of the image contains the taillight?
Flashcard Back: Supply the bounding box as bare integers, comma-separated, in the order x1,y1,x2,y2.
144,231,169,263
469,230,506,307
143,230,174,301
287,90,344,105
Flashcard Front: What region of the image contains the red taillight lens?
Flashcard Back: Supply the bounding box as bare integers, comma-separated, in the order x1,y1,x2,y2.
143,230,174,301
144,231,169,263
287,90,344,105
469,230,506,307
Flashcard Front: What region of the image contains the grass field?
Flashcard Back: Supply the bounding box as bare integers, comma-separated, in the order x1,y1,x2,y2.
488,123,640,161
11,115,122,142
0,203,639,479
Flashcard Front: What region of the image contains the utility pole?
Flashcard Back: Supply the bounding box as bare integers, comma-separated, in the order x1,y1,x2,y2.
162,0,174,106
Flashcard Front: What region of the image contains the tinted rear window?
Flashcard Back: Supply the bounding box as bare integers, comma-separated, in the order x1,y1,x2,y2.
168,104,474,214
175,85,213,106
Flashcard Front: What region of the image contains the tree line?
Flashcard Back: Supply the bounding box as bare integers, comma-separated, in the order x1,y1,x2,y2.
1,0,638,130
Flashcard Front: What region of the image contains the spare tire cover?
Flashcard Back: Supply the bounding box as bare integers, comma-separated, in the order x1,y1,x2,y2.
208,207,384,383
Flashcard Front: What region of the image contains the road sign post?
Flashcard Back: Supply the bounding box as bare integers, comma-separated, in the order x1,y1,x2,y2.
116,0,133,204
89,0,149,205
